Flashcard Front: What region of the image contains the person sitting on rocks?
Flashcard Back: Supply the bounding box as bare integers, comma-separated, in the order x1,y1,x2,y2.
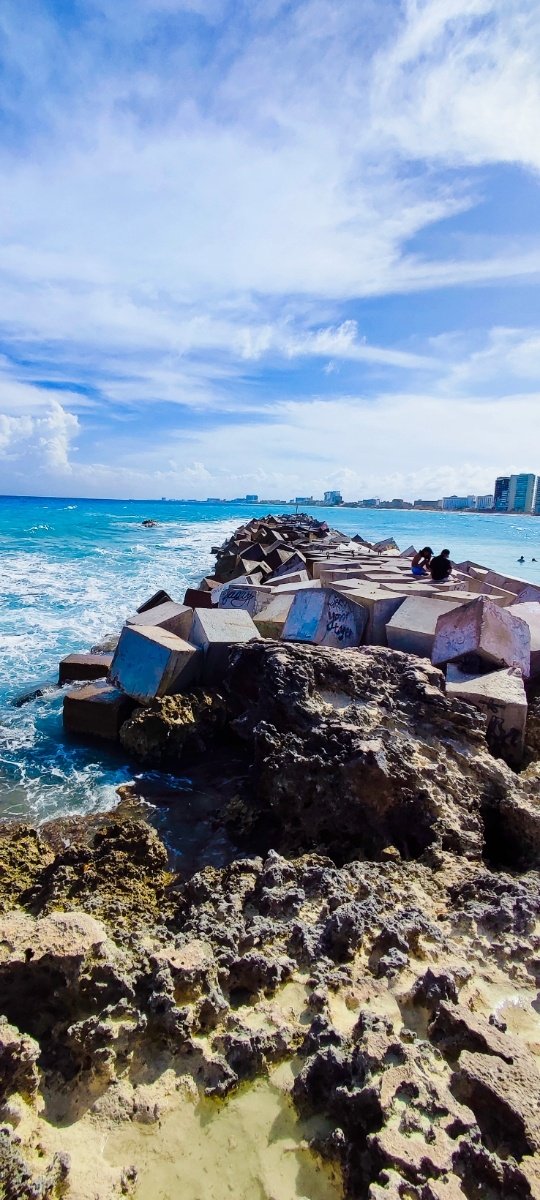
430,548,452,583
411,547,433,577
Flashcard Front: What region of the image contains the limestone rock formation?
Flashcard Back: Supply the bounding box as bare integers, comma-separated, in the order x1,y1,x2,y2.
223,641,540,868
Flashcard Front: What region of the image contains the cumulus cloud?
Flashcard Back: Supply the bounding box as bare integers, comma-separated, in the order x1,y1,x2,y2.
0,402,79,475
0,0,540,495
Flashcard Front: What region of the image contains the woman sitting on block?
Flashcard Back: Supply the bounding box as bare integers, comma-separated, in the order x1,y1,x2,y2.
411,547,433,577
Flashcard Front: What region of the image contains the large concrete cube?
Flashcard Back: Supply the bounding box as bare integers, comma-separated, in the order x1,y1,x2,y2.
386,597,466,659
338,585,407,646
282,588,367,648
109,625,201,703
63,682,134,740
218,583,273,616
191,607,261,681
136,589,173,614
507,602,540,679
432,598,530,677
126,601,193,639
446,664,527,766
515,585,540,604
59,653,113,685
253,593,295,638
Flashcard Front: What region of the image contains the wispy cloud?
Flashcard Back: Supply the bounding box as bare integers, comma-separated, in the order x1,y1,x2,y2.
1,0,540,495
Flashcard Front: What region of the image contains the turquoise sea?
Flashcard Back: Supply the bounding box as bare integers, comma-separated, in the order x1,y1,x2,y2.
1,495,540,842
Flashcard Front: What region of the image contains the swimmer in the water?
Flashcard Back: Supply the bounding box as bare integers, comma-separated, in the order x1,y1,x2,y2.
518,555,525,563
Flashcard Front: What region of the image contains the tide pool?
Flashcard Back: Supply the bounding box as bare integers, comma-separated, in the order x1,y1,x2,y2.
1,495,539,830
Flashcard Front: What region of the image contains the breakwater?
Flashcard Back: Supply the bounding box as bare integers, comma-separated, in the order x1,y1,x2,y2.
0,512,539,1199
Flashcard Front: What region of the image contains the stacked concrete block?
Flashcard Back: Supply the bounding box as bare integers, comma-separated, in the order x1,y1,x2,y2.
63,682,134,740
446,665,527,766
253,593,295,638
432,598,530,677
218,584,273,616
183,587,213,609
515,584,540,604
126,601,193,639
338,585,407,645
136,589,173,613
386,597,466,658
267,552,307,581
282,587,367,648
109,625,201,703
191,607,261,682
507,602,540,679
271,578,320,593
59,653,113,685
269,568,309,587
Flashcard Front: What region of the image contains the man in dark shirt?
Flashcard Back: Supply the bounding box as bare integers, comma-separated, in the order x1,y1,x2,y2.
430,548,452,582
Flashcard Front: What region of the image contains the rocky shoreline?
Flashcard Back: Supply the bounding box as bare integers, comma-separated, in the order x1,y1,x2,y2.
1,517,540,1199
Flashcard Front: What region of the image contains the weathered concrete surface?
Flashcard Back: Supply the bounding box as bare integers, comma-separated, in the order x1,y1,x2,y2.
507,601,540,679
217,583,273,616
432,598,531,678
58,653,113,684
109,625,201,703
191,607,261,682
282,587,367,648
126,601,193,639
63,681,134,740
446,664,527,765
183,587,213,608
386,597,465,658
337,585,406,646
136,589,173,613
252,593,295,638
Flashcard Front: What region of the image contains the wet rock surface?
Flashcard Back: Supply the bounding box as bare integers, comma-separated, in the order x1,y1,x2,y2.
0,809,537,1198
1,640,540,1197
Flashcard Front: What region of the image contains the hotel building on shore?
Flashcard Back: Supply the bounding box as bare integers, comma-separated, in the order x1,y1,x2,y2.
494,473,538,514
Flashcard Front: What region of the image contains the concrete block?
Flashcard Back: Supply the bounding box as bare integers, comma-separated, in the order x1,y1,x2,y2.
109,626,201,703
218,584,273,616
507,602,540,679
184,588,213,608
136,589,173,613
515,585,540,603
446,665,527,766
267,552,307,581
63,682,134,740
126,601,193,639
59,653,113,685
400,545,417,558
271,578,321,593
373,537,400,552
386,597,466,658
432,598,531,677
191,607,261,681
338,585,407,646
253,593,294,638
282,587,367,648
269,569,309,587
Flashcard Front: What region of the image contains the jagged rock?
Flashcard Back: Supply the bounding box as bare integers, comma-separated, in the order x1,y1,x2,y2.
0,1019,40,1102
453,1048,540,1158
119,689,227,763
224,641,539,866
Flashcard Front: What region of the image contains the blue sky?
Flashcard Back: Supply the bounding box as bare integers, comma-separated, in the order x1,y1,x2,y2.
1,0,540,499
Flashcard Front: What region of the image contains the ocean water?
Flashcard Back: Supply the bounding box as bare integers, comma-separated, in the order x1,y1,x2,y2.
1,495,540,832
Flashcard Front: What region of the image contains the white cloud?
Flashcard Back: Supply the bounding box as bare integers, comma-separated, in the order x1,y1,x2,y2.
0,401,79,473
1,0,540,496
